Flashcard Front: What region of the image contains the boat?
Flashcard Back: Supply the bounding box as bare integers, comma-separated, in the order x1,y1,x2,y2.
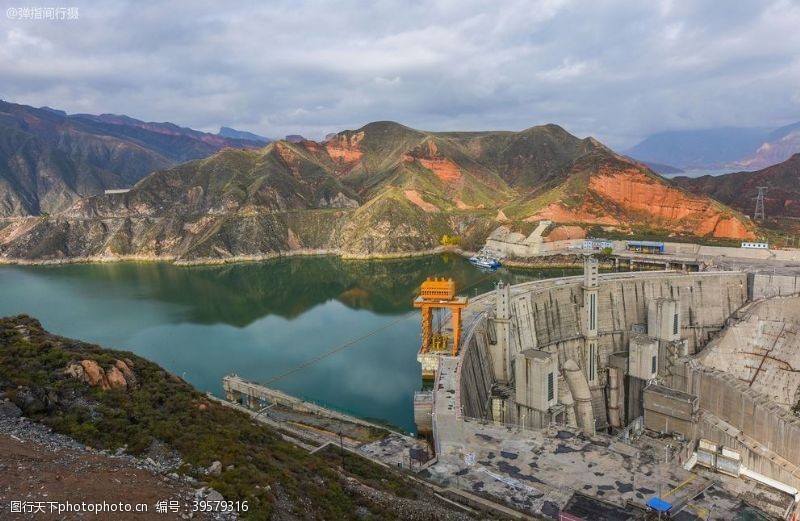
469,255,501,270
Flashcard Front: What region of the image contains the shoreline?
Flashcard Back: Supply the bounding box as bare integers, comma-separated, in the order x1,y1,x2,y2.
0,247,633,270
0,246,480,267
0,247,609,270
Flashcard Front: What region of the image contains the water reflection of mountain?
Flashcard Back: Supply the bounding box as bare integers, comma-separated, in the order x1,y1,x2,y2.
29,255,576,327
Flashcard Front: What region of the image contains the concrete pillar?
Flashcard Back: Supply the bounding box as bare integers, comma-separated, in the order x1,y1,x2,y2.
607,367,621,429
452,307,462,356
629,334,658,380
582,256,599,385
514,349,558,413
585,339,598,386
563,359,595,435
647,298,680,342
558,379,577,428
492,281,512,383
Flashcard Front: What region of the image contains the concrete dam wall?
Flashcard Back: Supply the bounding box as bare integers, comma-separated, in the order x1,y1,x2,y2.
459,320,495,420
444,267,800,512
511,271,748,358
676,295,800,490
689,365,800,489
459,271,749,423
751,272,800,299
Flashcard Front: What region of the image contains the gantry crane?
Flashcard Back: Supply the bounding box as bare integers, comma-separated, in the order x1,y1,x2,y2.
413,277,468,356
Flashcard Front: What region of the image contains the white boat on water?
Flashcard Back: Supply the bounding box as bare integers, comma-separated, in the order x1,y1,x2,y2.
469,255,501,270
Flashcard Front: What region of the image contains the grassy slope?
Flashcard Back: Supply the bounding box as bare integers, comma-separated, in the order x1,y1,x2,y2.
0,315,464,520
0,121,767,260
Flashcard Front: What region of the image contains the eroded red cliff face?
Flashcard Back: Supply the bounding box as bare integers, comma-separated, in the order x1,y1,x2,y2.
404,141,462,184
535,165,755,239
325,131,364,163
590,167,711,220
274,142,302,177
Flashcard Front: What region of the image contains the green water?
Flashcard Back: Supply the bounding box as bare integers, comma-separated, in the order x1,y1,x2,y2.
0,254,577,433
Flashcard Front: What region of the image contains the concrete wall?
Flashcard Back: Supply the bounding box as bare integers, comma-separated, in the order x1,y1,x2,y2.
751,273,800,299
485,226,800,264
643,384,697,439
507,272,748,376
460,323,495,420
458,271,748,427
687,364,800,488
695,410,800,490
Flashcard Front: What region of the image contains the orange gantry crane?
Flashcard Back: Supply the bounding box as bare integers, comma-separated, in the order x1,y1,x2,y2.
413,277,468,356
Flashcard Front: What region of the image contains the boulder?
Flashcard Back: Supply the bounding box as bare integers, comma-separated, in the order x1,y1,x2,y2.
16,388,46,415
105,366,127,389
80,360,110,390
64,363,85,380
0,400,22,419
65,359,134,391
206,490,224,502
207,461,222,476
115,360,137,388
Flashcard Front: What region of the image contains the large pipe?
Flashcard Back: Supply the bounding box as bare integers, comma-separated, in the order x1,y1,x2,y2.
558,377,577,428
740,467,800,503
563,359,594,434
607,366,621,429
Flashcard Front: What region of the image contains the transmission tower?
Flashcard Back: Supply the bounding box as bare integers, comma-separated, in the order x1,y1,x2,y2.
754,186,768,221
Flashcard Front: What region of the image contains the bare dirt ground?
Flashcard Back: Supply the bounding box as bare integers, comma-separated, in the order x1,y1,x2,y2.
0,418,226,521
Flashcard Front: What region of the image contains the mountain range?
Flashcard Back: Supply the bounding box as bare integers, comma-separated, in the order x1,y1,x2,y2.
217,126,270,143
0,100,264,217
0,105,758,263
673,153,800,219
627,122,800,170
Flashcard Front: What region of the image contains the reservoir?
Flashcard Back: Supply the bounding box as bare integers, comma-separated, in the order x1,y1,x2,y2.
0,254,577,433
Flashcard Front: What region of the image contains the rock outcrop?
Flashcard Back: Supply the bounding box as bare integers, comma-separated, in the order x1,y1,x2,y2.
65,359,136,390
531,153,755,240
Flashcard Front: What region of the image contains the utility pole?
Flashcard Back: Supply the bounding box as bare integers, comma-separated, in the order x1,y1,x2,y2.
754,186,768,221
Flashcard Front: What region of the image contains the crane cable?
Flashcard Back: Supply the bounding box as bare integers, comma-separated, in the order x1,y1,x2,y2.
262,271,498,385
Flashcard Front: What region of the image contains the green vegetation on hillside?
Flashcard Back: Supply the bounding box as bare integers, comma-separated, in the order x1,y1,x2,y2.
0,315,467,520
0,118,769,262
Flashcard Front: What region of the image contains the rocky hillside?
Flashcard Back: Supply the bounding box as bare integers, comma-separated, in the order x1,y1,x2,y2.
0,315,475,520
0,121,755,262
673,153,800,219
505,151,755,240
0,101,263,217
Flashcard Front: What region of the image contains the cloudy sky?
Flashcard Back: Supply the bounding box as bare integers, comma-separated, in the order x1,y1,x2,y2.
1,0,799,148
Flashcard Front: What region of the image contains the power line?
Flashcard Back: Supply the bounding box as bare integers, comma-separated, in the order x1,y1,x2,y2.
262,313,417,385
262,271,497,385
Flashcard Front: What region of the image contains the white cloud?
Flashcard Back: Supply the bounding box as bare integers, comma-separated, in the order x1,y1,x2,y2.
0,0,797,147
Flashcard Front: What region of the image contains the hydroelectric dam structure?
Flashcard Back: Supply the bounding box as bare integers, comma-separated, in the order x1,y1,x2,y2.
416,260,800,520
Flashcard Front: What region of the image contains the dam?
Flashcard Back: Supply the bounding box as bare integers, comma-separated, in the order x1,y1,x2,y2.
418,260,800,520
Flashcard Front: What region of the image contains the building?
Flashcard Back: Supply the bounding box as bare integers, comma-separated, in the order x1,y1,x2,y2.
582,238,613,251
741,242,769,249
626,240,665,254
